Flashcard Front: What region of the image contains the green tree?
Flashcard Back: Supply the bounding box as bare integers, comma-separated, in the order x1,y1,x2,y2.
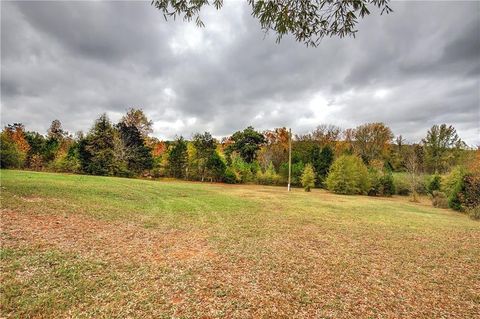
301,163,316,192
168,136,188,178
256,161,281,185
0,131,24,168
24,131,46,169
326,155,370,195
423,124,466,173
192,132,217,181
205,151,226,182
427,174,442,195
117,122,153,175
227,126,265,164
311,145,334,187
79,114,117,176
152,0,392,46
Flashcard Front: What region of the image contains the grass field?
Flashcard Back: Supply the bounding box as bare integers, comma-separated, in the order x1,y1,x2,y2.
1,170,479,318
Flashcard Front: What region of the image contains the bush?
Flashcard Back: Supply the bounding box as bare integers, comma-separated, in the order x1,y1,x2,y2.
326,155,369,195
466,206,480,221
367,168,381,196
50,153,81,173
368,169,395,197
427,174,442,194
443,166,466,211
301,163,315,192
380,173,395,196
256,162,281,185
223,167,239,184
280,161,305,186
229,154,255,183
393,173,410,196
431,191,449,208
459,173,480,210
416,175,429,195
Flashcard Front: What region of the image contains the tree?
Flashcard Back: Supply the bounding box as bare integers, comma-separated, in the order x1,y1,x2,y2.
390,135,406,171
1,124,31,168
80,114,117,176
353,122,393,164
120,108,153,138
152,0,392,47
205,151,226,182
301,163,316,192
47,119,67,141
259,127,289,170
192,132,217,181
311,145,334,187
311,124,342,147
117,122,154,175
0,131,24,168
227,126,265,163
168,136,188,178
423,124,466,173
326,155,370,195
405,148,420,202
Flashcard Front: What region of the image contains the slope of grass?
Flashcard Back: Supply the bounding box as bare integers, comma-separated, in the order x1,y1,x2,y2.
1,169,479,318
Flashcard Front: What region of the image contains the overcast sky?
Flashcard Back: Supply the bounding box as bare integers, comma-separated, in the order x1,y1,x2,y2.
1,1,479,145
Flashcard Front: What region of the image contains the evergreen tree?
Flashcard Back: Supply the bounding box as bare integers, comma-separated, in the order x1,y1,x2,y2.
301,163,316,192
206,151,226,182
168,136,188,178
311,145,334,187
81,114,117,176
117,122,153,175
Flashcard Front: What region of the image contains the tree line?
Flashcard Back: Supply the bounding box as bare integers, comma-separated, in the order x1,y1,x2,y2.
1,108,478,218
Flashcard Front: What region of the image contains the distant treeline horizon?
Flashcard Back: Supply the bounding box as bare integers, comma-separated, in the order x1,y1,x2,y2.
1,108,476,186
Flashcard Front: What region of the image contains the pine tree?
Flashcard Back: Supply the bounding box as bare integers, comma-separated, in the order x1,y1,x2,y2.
301,163,316,192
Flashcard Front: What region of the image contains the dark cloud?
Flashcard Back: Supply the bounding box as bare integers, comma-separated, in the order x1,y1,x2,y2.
1,1,479,145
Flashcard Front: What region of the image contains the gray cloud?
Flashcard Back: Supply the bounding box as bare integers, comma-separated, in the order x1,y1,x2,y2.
1,0,479,145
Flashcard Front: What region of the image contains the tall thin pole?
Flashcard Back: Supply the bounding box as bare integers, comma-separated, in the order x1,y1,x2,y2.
288,128,292,192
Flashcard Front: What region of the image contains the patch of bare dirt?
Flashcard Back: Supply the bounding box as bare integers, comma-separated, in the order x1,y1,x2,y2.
0,209,214,265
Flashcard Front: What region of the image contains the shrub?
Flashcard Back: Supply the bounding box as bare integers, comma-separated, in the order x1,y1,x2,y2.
230,154,255,183
223,167,238,184
431,191,449,208
443,166,466,211
256,162,281,185
466,206,480,221
416,176,429,195
280,161,305,186
380,173,395,196
326,155,369,195
393,173,410,196
29,154,44,171
427,174,442,194
301,163,315,192
459,173,480,210
368,169,395,197
367,168,381,196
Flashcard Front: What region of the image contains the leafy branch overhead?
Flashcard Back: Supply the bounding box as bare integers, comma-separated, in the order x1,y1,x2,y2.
151,0,392,46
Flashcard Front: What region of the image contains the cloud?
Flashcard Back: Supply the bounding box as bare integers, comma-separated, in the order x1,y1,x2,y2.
1,1,479,145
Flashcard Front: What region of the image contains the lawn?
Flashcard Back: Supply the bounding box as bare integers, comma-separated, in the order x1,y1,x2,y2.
1,170,479,318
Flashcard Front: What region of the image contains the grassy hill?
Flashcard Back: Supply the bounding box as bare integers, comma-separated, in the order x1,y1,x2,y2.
1,170,479,318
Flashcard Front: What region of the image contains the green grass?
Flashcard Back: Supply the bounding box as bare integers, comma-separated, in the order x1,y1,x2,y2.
1,169,479,318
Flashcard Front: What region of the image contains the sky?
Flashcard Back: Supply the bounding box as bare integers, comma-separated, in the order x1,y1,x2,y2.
1,1,479,145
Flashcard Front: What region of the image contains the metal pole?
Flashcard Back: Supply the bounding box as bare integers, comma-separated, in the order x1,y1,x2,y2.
288,128,292,192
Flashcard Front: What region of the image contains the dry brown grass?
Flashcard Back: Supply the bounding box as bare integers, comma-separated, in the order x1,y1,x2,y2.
1,170,479,318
